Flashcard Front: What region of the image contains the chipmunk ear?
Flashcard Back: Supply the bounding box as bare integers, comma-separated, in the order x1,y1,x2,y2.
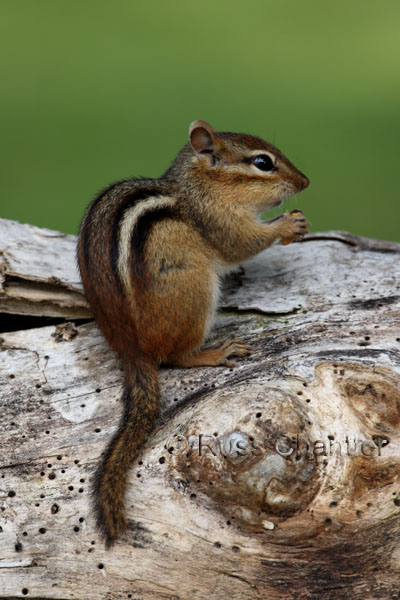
189,120,216,154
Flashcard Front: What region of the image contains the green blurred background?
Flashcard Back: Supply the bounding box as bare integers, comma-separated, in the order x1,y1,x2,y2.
1,0,399,240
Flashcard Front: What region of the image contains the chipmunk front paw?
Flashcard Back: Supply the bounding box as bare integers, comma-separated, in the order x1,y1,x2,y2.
279,209,310,245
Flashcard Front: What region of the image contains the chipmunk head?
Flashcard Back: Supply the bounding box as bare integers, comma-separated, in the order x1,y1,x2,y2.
187,120,309,213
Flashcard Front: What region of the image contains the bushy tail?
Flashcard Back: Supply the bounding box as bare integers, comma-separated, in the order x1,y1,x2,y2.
93,359,159,547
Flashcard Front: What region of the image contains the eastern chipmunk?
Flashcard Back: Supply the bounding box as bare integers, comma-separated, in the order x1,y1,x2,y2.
77,120,310,547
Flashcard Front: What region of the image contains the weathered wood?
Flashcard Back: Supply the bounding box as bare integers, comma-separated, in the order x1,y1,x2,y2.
0,218,400,599
0,218,90,318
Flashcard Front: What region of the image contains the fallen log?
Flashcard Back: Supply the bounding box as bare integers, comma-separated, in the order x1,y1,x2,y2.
0,217,399,599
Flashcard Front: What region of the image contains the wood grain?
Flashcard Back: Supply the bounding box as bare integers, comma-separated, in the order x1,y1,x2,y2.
1,218,399,599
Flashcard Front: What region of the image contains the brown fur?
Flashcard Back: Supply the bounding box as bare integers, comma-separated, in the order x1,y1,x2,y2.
77,120,310,547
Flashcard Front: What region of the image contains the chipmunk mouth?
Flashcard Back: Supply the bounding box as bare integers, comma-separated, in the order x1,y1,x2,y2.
280,181,299,202
258,184,295,213
257,196,284,216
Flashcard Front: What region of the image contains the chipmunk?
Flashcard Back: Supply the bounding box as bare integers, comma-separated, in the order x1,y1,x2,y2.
77,120,310,547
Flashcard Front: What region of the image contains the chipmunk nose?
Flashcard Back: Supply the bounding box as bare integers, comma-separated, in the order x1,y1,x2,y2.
299,175,309,190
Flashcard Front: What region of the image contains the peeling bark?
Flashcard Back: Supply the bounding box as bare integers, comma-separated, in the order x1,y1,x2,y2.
0,218,400,600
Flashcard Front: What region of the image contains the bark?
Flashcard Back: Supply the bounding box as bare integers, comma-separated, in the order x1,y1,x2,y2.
0,217,399,600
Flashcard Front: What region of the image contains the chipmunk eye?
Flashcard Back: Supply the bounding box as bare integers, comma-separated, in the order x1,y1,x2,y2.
251,154,276,172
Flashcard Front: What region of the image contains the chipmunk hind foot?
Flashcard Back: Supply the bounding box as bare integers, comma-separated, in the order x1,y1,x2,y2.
173,339,252,368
